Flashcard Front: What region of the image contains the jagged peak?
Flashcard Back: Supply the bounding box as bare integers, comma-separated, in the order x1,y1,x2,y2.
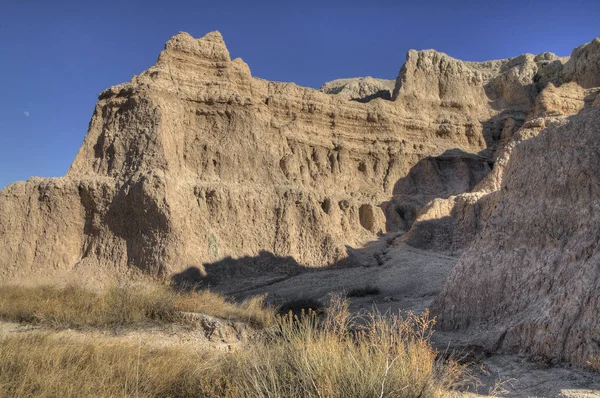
162,30,230,62
563,37,600,88
570,37,600,55
201,30,225,43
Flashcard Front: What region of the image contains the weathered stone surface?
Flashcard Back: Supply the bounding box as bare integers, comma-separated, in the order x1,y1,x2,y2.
429,38,600,364
388,38,600,367
1,31,510,281
433,107,600,367
320,77,395,101
405,39,600,253
3,29,600,372
561,38,600,89
383,150,491,234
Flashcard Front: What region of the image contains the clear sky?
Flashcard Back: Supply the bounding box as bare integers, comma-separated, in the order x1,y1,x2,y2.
1,0,599,189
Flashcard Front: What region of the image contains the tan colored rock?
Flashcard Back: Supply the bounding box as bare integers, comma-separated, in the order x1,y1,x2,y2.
384,150,491,234
0,31,494,281
399,192,490,253
405,39,600,254
320,77,395,101
0,31,596,285
532,82,587,117
561,38,600,89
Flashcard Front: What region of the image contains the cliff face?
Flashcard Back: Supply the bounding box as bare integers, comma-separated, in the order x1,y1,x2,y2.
403,41,600,254
0,31,583,282
434,106,600,367
432,39,600,366
4,30,600,368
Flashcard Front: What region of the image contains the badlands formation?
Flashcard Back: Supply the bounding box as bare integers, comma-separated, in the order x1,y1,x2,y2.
1,31,600,371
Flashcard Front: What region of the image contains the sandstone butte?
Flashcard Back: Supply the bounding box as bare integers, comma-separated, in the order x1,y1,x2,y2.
1,31,600,367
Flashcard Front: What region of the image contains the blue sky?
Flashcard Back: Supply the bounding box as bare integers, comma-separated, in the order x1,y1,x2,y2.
1,0,599,189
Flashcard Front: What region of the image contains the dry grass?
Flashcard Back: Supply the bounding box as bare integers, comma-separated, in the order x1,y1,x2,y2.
587,355,600,373
0,284,274,328
0,287,465,397
0,333,228,398
239,295,464,398
173,289,274,327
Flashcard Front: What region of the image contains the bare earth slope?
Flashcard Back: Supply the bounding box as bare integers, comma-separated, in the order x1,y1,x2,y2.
0,31,544,281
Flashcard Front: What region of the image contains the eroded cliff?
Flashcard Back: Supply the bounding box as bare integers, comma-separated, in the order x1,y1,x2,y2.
0,31,498,280
431,39,600,367
0,32,593,288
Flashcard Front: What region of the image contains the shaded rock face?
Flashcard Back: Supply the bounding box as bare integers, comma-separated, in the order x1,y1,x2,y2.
434,107,600,367
405,40,600,254
382,150,491,233
0,31,595,285
429,38,600,366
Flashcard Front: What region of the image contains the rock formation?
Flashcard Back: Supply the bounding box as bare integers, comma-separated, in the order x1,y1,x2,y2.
403,41,600,253
0,28,596,309
2,29,600,370
432,39,600,367
1,30,530,281
319,77,395,101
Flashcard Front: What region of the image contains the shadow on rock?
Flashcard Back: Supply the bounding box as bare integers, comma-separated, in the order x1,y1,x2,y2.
171,233,400,299
381,148,491,233
172,250,318,295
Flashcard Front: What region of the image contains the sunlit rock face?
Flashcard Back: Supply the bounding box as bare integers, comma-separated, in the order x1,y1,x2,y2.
0,32,594,288
0,30,507,280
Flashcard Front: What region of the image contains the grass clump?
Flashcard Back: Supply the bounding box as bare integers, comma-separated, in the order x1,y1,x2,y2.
238,295,464,397
174,289,273,327
0,284,274,328
347,284,381,297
